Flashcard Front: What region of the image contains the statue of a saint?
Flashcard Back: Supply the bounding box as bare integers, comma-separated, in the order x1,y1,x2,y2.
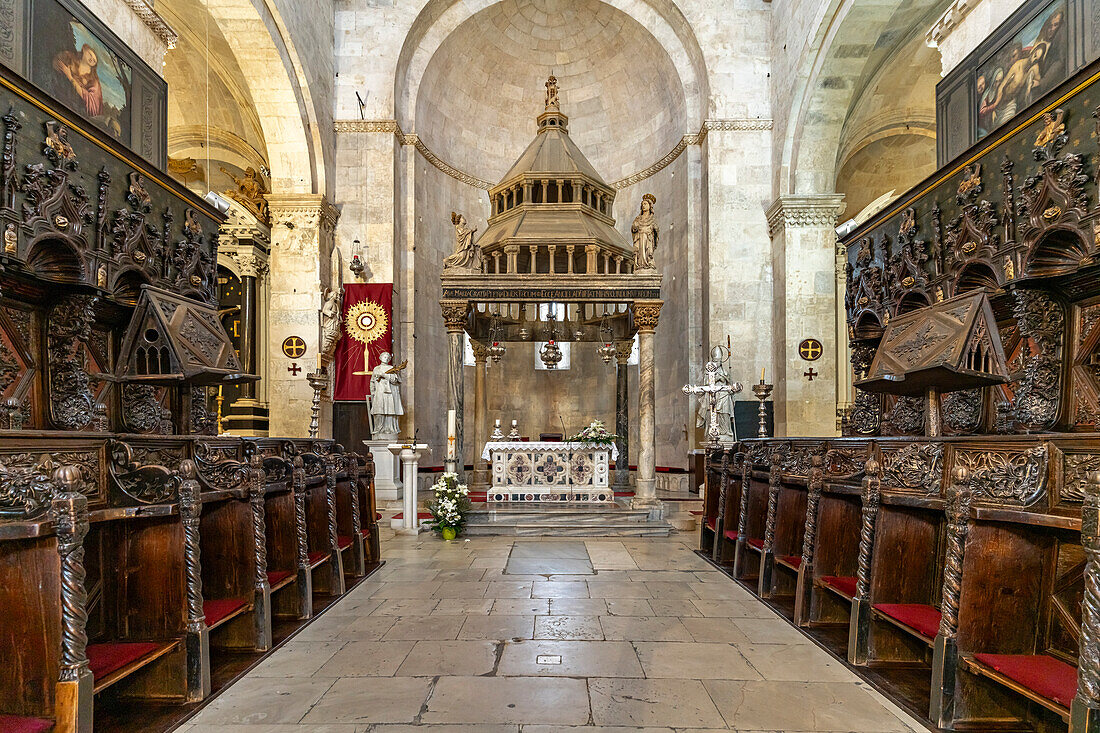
370,351,404,438
696,346,736,442
632,193,659,272
545,74,559,110
443,212,481,272
220,166,269,222
319,286,344,360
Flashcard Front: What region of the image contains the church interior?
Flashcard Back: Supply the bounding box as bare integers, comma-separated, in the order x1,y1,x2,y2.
1,0,1099,730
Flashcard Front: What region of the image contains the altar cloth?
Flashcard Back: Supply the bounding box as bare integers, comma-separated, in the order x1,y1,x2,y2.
481,440,618,461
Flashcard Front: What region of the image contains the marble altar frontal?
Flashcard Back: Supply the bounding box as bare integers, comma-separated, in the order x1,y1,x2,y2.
483,441,618,502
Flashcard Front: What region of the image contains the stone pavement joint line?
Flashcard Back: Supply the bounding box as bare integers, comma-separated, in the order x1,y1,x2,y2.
179,534,926,732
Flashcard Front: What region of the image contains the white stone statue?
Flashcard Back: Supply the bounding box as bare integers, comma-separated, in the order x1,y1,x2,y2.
319,286,344,360
695,346,736,442
442,211,481,272
632,193,659,272
370,351,404,438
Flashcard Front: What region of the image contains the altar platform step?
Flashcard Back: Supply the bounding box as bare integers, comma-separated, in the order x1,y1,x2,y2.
465,502,671,537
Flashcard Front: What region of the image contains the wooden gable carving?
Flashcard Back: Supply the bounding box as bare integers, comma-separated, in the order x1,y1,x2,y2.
858,291,1009,396
117,286,243,384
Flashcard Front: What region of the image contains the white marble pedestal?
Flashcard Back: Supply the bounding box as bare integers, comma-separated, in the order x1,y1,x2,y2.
365,439,402,502
389,443,428,536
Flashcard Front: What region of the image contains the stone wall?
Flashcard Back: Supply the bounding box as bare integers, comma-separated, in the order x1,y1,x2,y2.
927,0,1029,76
83,0,175,75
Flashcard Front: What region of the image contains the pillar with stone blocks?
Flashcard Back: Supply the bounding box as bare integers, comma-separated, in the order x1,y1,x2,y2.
266,194,339,438
765,194,845,438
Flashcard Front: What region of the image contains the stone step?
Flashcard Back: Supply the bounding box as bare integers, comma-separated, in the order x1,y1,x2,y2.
464,522,671,537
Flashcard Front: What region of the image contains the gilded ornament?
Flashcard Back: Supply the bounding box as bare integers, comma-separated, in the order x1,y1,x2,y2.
54,215,68,229
3,223,15,254
957,163,982,200
1004,255,1015,281
346,300,389,345
1043,205,1062,220
1034,109,1066,148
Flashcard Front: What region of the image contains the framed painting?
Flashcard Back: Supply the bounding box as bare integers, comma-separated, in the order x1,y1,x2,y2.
974,0,1067,139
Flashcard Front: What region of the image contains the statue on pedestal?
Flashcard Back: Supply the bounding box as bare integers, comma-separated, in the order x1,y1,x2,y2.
319,286,344,362
443,212,481,273
632,193,659,272
370,351,405,439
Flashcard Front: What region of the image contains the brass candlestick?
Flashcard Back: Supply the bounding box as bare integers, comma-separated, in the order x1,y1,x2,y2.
215,386,225,435
751,380,773,438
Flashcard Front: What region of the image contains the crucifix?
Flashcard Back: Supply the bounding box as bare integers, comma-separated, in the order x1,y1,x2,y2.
682,360,743,446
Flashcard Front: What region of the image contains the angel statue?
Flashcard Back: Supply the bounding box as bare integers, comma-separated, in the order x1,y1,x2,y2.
443,212,481,272
319,286,344,360
632,193,659,272
370,351,405,438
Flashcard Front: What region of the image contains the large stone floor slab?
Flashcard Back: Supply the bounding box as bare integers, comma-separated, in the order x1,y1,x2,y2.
181,531,924,733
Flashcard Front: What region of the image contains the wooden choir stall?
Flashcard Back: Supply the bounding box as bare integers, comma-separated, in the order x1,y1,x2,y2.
0,59,382,733
701,48,1100,733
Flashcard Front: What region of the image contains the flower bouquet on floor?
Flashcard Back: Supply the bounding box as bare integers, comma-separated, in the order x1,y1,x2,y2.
427,472,471,540
567,420,619,448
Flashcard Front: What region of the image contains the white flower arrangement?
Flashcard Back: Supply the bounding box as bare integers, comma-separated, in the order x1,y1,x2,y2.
427,472,472,536
568,420,619,446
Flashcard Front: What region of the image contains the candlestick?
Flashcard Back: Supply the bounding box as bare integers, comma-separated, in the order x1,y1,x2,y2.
760,367,765,383
751,381,773,438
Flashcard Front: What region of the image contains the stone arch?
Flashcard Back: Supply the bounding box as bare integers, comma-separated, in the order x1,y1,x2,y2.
779,0,946,197
167,0,324,195
393,0,709,134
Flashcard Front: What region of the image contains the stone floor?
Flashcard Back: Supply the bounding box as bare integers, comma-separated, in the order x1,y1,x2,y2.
179,532,926,732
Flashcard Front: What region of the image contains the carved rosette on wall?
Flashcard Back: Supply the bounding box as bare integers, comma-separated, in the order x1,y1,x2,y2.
956,445,1048,506
881,442,944,493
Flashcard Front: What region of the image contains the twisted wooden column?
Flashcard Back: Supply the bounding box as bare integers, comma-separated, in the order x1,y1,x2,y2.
248,453,272,651
51,465,93,733
292,456,313,619
712,449,733,561
324,453,346,595
179,459,211,701
849,457,882,665
346,453,367,576
733,451,753,578
931,465,971,727
795,454,824,626
758,451,782,597
1073,470,1100,732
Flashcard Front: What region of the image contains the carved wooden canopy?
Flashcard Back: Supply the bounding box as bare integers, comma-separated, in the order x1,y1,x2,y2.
858,291,1009,396
116,286,246,384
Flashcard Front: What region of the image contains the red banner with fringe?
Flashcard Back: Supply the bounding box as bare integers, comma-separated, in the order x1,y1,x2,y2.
333,283,393,401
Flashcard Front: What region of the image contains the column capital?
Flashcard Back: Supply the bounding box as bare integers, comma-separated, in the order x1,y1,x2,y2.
470,340,489,362
765,194,846,237
235,251,269,280
267,194,339,234
614,340,633,364
632,300,663,333
440,300,470,332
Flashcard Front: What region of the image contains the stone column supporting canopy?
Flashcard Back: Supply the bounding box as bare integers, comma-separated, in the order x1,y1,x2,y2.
614,340,633,491
631,300,662,511
471,340,490,489
441,300,470,480
765,194,845,438
266,194,338,438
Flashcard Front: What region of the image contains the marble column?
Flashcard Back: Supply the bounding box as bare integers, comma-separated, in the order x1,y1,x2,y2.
764,194,845,437
441,300,469,480
471,340,490,489
266,194,338,438
632,301,662,511
613,340,632,491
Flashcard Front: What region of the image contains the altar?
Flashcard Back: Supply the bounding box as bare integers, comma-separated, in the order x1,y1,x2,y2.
482,441,618,503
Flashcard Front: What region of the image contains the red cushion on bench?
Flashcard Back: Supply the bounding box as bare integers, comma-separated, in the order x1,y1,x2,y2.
972,653,1078,708
874,603,941,639
338,535,353,550
724,529,738,541
203,598,248,627
780,555,802,569
308,550,328,565
689,510,703,516
267,570,293,587
821,575,857,598
0,715,53,733
359,528,370,538
746,538,764,550
87,641,161,681
392,512,433,520
375,512,382,521
704,516,716,531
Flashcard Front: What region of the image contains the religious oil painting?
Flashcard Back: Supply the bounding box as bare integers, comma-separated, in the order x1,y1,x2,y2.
31,0,133,142
976,0,1066,139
